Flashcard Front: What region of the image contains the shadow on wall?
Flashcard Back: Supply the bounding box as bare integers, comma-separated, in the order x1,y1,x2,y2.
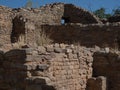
92,52,120,90
26,77,56,90
41,85,56,90
26,85,56,90
11,15,26,44
63,4,100,24
4,49,56,90
3,49,27,90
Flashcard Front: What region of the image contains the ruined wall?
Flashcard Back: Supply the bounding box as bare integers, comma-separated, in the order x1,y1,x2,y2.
0,51,6,89
0,3,102,49
12,3,64,25
0,44,93,90
63,4,101,24
42,23,120,48
86,76,107,90
0,3,64,49
108,15,120,23
0,3,63,49
0,6,13,49
93,52,120,90
0,3,120,90
11,2,101,47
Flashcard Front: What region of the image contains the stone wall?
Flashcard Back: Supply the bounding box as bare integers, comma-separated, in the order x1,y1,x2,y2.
93,52,120,90
0,3,102,50
0,6,13,50
42,23,120,48
0,3,65,49
0,3,120,50
12,3,64,25
0,51,6,89
108,15,120,23
63,4,101,24
0,44,93,90
0,3,120,90
86,76,107,90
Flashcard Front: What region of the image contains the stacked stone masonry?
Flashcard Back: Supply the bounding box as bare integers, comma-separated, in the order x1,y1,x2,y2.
0,3,102,49
0,2,120,90
87,76,107,90
42,23,120,48
93,52,120,90
0,44,93,90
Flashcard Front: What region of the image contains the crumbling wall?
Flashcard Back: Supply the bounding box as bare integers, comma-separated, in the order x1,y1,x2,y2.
42,23,120,48
11,15,26,44
0,3,65,49
0,3,102,49
108,15,120,23
0,6,13,50
1,44,93,90
63,4,101,24
86,76,107,90
12,3,64,25
93,52,120,90
0,2,120,90
0,51,7,89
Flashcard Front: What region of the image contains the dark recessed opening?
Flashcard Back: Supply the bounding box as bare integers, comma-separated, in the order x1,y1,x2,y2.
61,17,70,24
11,16,25,44
42,59,45,62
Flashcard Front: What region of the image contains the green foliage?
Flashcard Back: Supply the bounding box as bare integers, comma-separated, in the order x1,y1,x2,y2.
94,8,105,19
93,8,111,19
113,7,120,16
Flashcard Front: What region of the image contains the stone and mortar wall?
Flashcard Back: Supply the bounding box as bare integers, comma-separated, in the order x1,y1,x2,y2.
0,3,120,90
12,3,64,25
0,51,6,89
63,4,101,24
0,44,93,90
0,6,13,50
0,3,120,50
42,23,120,48
0,3,64,49
108,15,120,23
87,76,107,90
93,52,120,90
0,3,101,50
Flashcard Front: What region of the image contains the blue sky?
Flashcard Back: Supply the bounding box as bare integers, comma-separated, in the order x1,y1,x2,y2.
0,0,120,13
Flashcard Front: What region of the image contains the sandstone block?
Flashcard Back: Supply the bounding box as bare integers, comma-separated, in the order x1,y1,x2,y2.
46,47,54,52
37,64,49,71
66,48,72,54
54,43,60,48
54,48,63,53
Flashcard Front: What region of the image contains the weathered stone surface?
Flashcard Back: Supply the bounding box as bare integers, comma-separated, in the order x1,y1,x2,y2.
86,76,107,90
46,47,54,52
66,48,72,54
93,52,120,90
26,85,42,90
0,3,120,50
0,3,103,49
63,4,102,24
37,64,49,71
0,2,120,90
38,46,46,54
0,44,94,90
0,6,12,50
108,15,120,23
54,48,63,53
42,23,120,48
